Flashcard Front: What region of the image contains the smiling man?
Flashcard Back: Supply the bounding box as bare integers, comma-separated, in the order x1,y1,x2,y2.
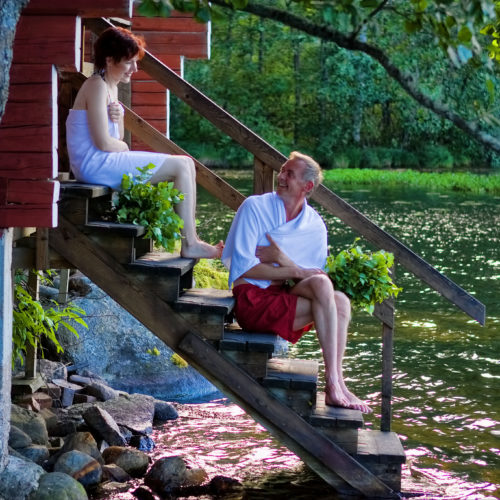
222,152,371,413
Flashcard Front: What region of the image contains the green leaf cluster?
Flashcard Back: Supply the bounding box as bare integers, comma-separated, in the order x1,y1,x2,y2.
12,271,87,367
115,164,184,252
325,239,402,314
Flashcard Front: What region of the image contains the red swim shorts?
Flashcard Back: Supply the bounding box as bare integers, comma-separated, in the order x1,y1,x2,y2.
232,283,312,344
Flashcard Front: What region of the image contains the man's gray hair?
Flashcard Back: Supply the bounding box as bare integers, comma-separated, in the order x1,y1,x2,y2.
289,151,323,197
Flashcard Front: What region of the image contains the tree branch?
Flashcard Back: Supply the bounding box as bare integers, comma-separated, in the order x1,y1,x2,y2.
351,0,390,40
210,0,500,154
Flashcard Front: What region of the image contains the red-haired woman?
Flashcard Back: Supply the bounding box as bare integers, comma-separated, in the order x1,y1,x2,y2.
66,27,223,259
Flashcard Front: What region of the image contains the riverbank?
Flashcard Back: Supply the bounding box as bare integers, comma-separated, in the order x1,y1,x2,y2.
323,168,500,195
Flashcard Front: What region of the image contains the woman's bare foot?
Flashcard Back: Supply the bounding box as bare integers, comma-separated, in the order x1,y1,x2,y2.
181,240,224,259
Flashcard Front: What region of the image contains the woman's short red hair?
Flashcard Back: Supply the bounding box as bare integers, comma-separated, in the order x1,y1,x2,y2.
94,27,146,71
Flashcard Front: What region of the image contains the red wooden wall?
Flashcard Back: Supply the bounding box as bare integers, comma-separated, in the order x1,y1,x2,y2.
0,0,131,228
130,9,210,150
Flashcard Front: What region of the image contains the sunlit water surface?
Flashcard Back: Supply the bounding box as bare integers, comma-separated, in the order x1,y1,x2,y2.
105,171,499,499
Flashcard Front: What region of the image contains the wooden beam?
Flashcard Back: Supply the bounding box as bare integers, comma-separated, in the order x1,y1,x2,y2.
123,105,245,212
48,216,397,498
253,157,274,195
22,0,132,17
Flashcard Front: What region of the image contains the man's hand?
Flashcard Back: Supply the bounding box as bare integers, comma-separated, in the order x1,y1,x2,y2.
256,234,295,267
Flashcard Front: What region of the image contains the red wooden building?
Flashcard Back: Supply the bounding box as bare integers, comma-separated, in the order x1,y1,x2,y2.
0,0,209,229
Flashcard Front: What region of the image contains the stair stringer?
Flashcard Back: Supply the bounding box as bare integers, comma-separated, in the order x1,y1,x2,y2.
49,216,398,499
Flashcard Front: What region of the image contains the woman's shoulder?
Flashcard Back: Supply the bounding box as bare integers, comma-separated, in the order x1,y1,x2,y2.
83,74,106,91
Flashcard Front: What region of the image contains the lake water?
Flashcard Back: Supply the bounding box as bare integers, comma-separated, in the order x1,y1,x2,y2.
108,171,500,499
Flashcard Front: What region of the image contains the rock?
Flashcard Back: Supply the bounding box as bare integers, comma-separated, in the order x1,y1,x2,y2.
102,446,150,477
37,359,68,382
102,463,131,482
84,381,119,401
144,456,187,493
54,450,102,488
45,408,81,437
153,400,178,422
17,444,50,465
68,275,92,297
11,404,49,445
28,471,88,500
184,467,209,487
15,392,53,410
9,424,32,448
40,383,62,400
82,406,127,446
99,393,155,435
94,481,131,496
55,278,217,400
129,435,155,452
132,486,156,500
47,432,103,470
209,475,242,495
0,455,44,500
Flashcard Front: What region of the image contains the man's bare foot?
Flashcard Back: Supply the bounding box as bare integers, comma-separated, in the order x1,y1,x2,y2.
342,388,372,414
324,385,350,409
181,240,224,259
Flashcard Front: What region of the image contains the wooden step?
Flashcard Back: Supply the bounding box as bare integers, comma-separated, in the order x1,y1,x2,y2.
309,392,364,429
262,358,318,417
82,221,150,265
350,430,405,492
172,288,234,340
59,181,113,226
126,251,195,302
218,330,284,378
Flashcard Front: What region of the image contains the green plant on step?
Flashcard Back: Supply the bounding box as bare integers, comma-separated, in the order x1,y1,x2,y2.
114,164,185,252
12,270,87,368
325,239,402,314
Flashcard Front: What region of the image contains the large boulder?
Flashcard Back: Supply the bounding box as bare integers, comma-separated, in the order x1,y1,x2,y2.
102,446,150,477
82,406,127,446
53,450,102,488
144,456,187,494
10,405,49,445
0,455,44,500
28,472,88,500
56,277,217,400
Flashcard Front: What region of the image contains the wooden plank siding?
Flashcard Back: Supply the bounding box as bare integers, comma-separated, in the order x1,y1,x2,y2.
129,9,209,151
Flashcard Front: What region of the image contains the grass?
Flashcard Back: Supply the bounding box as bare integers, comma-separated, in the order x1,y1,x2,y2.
322,169,500,195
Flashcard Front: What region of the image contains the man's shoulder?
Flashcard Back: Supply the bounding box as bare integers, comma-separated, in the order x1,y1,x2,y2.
241,192,275,210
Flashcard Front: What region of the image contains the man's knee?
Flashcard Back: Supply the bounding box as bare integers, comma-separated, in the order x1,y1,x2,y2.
334,291,351,318
309,274,334,299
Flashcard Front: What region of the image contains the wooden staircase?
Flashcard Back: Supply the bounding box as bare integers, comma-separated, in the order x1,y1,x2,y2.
12,181,406,498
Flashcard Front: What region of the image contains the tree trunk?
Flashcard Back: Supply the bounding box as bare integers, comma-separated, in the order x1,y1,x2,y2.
0,0,29,124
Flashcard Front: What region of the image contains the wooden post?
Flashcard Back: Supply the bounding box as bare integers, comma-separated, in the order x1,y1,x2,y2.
36,228,50,271
253,157,274,195
0,229,13,472
58,269,70,304
25,270,40,379
380,265,396,432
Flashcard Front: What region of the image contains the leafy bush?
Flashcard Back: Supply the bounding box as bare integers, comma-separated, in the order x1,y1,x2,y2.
115,164,184,252
419,145,454,169
193,259,229,289
12,271,87,367
325,240,402,314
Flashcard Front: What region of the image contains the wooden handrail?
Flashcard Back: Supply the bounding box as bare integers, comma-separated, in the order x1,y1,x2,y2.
83,17,485,325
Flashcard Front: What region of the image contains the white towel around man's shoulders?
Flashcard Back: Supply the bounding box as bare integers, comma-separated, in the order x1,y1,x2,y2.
222,191,328,288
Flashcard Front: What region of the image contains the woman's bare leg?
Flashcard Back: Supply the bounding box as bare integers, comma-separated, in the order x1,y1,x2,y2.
150,156,223,259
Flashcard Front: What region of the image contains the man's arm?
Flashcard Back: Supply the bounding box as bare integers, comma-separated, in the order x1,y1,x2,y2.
248,234,325,282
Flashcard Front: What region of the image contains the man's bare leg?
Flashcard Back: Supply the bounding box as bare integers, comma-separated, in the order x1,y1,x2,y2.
291,275,371,413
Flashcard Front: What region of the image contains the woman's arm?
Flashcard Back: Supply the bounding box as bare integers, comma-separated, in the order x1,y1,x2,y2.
85,78,129,152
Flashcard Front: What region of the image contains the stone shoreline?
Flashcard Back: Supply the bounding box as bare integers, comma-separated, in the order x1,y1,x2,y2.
1,359,241,499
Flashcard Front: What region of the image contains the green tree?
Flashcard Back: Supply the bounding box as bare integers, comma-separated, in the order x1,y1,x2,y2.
139,0,500,155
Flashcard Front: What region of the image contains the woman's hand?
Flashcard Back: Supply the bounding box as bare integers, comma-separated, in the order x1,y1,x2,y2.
108,102,123,123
